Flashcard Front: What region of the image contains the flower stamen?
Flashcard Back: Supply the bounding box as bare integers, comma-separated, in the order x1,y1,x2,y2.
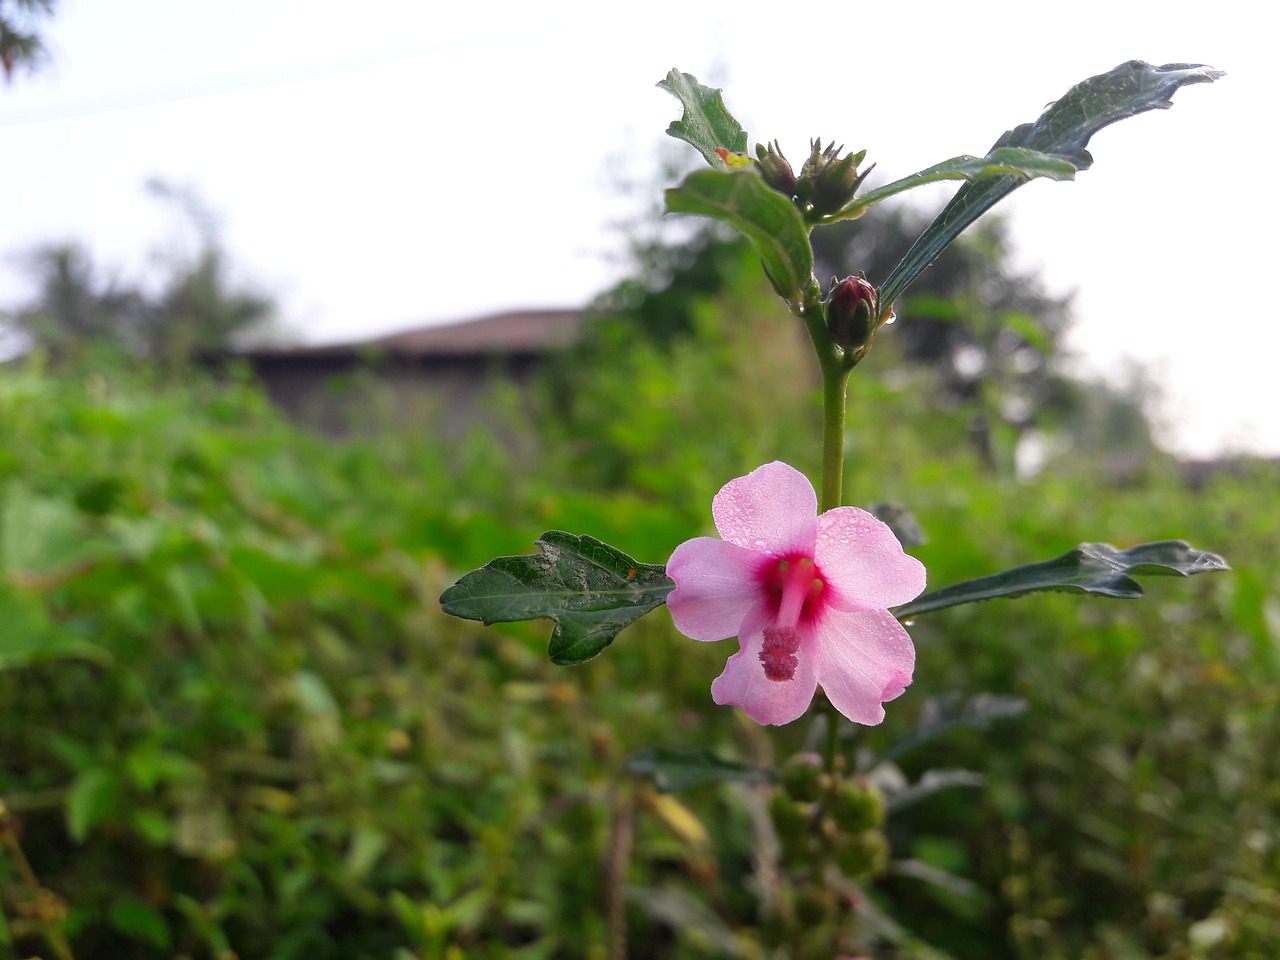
760,627,800,681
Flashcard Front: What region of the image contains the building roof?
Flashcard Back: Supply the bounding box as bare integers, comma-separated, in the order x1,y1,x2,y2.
246,308,587,360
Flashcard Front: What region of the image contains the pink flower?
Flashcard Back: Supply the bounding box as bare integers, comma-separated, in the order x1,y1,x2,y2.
667,461,926,726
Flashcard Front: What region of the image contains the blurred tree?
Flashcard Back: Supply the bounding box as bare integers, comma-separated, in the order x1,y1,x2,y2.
5,241,148,361
813,209,1078,470
138,178,277,364
593,222,750,344
0,0,55,80
3,179,277,365
562,202,1156,475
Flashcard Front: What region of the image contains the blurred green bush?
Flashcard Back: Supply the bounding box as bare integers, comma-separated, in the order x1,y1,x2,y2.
0,261,1275,958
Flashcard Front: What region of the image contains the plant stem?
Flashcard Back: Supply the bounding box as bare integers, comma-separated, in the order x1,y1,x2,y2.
818,363,851,513
793,283,853,773
792,286,851,512
605,784,634,960
822,695,842,774
0,802,75,960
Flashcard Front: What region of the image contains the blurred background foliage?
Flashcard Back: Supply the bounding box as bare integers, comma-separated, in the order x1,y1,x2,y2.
2,177,281,370
0,0,54,81
0,201,1277,959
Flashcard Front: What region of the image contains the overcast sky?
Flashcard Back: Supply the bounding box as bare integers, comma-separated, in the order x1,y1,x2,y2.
0,0,1272,456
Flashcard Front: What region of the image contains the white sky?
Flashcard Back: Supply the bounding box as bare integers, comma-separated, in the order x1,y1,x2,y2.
0,0,1273,457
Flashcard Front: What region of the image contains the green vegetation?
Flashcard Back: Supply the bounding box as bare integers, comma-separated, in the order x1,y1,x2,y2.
1,235,1276,957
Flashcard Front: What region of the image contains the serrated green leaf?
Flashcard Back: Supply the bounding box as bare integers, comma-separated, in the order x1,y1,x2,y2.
665,168,813,300
890,858,990,902
658,69,748,167
439,531,674,665
895,540,1229,618
875,693,1027,767
627,747,774,793
879,60,1223,307
885,770,986,814
831,147,1077,222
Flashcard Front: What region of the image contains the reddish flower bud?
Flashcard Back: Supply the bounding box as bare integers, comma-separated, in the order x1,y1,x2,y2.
826,276,878,350
754,140,797,196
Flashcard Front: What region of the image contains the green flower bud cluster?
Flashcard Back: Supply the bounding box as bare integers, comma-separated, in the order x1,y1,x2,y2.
797,139,871,218
772,754,890,881
755,140,797,197
750,138,872,222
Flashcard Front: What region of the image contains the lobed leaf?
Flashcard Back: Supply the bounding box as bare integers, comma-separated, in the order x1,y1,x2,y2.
627,747,774,793
875,692,1027,767
879,60,1223,308
885,769,987,814
895,539,1229,618
889,858,991,902
658,69,748,167
439,531,674,665
665,168,813,300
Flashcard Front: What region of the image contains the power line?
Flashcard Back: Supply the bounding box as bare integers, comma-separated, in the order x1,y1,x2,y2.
0,41,457,126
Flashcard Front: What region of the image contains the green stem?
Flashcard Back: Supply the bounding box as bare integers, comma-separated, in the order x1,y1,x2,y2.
822,695,842,774
819,362,851,513
792,283,851,512
793,282,853,775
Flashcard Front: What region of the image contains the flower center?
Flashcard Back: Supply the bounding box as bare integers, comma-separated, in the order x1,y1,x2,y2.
758,556,826,681
760,627,799,680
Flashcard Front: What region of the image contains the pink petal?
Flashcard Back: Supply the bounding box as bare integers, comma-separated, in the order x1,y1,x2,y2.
712,461,817,557
710,605,819,725
667,536,761,641
810,608,916,726
815,507,927,610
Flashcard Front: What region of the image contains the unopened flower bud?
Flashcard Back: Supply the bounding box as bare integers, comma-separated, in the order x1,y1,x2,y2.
770,791,813,861
799,138,840,182
834,829,890,879
829,779,885,832
780,753,824,803
826,276,878,350
795,140,871,216
812,148,868,216
754,140,797,196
